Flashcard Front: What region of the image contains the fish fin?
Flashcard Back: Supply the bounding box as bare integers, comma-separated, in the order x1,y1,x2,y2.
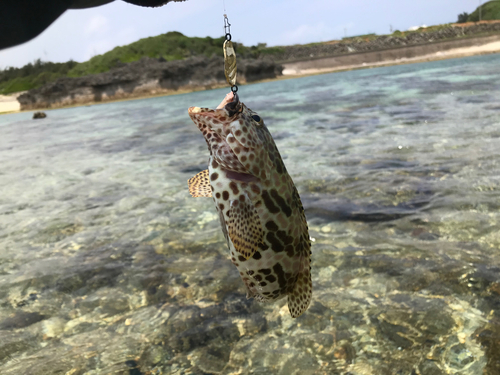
288,255,312,318
188,169,212,197
227,195,263,259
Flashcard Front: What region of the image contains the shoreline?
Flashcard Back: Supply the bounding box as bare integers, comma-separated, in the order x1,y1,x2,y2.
2,39,500,115
281,38,500,76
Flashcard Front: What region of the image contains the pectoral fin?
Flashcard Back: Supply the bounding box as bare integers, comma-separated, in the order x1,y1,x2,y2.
188,169,212,197
227,194,263,259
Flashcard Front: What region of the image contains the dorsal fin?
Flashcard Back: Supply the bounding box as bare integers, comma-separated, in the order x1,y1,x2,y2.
187,170,212,197
227,194,263,259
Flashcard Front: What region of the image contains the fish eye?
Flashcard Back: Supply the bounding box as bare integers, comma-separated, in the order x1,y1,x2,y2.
251,115,261,123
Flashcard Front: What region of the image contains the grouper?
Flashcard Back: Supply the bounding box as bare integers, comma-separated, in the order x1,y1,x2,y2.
188,92,312,318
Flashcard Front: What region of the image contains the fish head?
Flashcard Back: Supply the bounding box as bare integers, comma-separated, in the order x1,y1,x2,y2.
188,92,274,181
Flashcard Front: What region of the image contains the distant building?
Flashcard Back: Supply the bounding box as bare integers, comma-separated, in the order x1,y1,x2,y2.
408,24,428,31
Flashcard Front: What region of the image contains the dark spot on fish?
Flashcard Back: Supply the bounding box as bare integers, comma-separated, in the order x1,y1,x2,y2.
222,191,229,200
212,160,219,169
266,232,284,252
260,268,272,275
234,146,241,154
258,242,269,250
250,184,261,194
238,255,246,262
239,194,245,202
276,230,293,245
254,275,262,281
273,263,287,289
261,190,280,214
241,155,247,162
265,220,279,232
211,173,219,181
216,192,221,199
270,189,292,217
219,203,225,210
259,282,267,287
275,160,283,174
252,251,262,260
265,274,277,283
229,181,239,195
285,245,294,257
235,130,242,137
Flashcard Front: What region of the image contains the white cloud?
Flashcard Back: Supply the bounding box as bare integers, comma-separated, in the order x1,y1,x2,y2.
84,14,109,36
277,22,336,45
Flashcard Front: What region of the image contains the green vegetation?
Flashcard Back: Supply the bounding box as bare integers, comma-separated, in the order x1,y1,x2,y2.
0,32,280,94
342,33,377,42
66,32,282,77
457,12,469,23
468,1,500,22
0,59,77,94
67,32,226,76
390,23,451,37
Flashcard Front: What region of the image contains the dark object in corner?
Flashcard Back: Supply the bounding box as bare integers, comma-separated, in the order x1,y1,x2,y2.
33,112,47,119
0,0,185,50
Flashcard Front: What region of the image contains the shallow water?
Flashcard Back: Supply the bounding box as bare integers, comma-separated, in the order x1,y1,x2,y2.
1,53,500,374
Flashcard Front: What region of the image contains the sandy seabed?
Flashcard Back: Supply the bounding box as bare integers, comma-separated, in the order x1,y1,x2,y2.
2,40,500,114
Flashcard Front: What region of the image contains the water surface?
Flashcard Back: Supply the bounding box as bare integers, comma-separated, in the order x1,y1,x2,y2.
1,54,500,374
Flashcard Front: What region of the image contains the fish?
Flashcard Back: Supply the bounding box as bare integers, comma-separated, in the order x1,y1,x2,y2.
187,92,312,318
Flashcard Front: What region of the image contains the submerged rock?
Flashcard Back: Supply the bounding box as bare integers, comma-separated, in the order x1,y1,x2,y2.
32,111,46,119
0,311,45,330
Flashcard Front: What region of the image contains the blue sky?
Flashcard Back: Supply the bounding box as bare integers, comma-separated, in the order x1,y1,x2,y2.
0,0,483,68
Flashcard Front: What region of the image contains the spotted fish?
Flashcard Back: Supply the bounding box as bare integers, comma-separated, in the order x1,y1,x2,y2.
188,92,312,318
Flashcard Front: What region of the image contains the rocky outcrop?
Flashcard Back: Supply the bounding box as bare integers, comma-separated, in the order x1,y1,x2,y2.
18,56,282,110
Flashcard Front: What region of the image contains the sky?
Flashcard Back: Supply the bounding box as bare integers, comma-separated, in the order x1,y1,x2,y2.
0,0,484,69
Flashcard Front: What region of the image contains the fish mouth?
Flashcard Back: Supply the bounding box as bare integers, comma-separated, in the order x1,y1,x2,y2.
223,92,241,116
188,92,241,118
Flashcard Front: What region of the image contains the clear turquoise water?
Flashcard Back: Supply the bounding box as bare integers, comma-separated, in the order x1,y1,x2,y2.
1,53,500,374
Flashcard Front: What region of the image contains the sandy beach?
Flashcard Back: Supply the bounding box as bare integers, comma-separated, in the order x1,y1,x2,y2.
0,92,22,114
2,38,500,114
